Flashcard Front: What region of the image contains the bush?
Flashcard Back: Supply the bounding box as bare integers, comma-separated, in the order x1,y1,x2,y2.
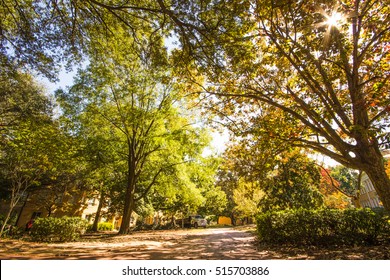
86,222,115,232
256,208,390,246
30,216,88,242
97,222,114,231
0,224,24,239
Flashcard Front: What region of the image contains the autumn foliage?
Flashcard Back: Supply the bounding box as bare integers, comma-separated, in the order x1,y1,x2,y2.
318,168,351,209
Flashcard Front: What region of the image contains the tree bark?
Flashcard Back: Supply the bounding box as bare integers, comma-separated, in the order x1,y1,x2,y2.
119,181,136,234
1,181,27,238
14,191,29,227
92,190,105,232
119,153,136,234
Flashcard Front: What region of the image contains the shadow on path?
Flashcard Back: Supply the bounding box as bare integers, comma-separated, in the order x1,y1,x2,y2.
1,226,389,260
0,227,260,260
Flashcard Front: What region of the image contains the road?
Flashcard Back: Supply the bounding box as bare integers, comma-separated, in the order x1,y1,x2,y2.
1,226,388,259
0,227,261,260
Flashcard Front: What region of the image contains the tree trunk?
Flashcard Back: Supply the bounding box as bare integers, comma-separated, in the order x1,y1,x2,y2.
230,212,236,226
47,207,52,217
119,157,136,234
119,185,135,234
15,191,29,227
0,182,25,238
0,209,13,239
119,144,136,234
92,190,105,232
352,171,363,208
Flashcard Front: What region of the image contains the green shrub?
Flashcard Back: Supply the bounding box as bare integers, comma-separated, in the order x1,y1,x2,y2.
30,216,88,242
0,224,24,239
86,222,115,232
256,208,390,245
98,222,114,231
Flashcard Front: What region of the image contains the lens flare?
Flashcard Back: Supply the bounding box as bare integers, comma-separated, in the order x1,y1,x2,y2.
325,12,344,28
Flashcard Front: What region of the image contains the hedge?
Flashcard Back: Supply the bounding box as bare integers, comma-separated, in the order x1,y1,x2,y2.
30,216,88,242
98,222,114,231
87,222,115,231
256,208,390,245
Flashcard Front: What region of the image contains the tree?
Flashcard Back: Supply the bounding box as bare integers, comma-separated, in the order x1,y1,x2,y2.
190,157,227,217
318,167,352,209
258,149,324,212
0,116,73,237
0,0,162,79
215,169,239,224
233,179,264,219
0,68,51,141
217,143,324,215
174,0,390,210
0,69,59,237
56,21,215,233
331,165,360,196
0,0,213,80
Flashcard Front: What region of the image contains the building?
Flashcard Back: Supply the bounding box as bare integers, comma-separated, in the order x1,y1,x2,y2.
359,173,383,208
11,189,98,228
358,150,389,208
0,184,116,229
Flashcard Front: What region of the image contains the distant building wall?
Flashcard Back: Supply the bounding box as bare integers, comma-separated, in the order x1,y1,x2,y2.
359,173,383,208
81,197,100,223
358,150,389,208
15,190,87,228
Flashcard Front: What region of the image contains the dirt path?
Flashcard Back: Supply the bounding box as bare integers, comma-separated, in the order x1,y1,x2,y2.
1,226,389,260
0,227,259,260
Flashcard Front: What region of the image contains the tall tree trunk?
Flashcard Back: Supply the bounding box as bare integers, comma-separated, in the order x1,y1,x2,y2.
119,188,135,234
119,155,136,234
15,191,29,227
352,171,363,208
92,190,105,232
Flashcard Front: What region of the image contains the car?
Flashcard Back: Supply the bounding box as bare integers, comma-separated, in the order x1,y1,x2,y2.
177,215,207,228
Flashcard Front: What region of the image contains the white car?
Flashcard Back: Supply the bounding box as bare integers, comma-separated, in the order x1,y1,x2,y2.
189,215,207,228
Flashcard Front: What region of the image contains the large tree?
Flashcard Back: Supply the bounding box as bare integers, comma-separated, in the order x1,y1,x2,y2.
0,0,159,79
0,0,210,80
56,23,214,233
258,149,324,212
0,69,53,236
174,0,390,210
4,0,389,210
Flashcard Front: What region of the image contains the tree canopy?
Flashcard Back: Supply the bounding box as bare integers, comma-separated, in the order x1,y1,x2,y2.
2,0,390,233
174,0,390,209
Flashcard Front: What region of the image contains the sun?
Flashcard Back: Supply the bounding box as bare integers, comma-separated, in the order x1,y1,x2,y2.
324,11,345,29
313,8,348,49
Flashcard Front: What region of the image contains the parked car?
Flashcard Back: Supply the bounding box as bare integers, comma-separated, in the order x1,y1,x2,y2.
177,215,207,228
